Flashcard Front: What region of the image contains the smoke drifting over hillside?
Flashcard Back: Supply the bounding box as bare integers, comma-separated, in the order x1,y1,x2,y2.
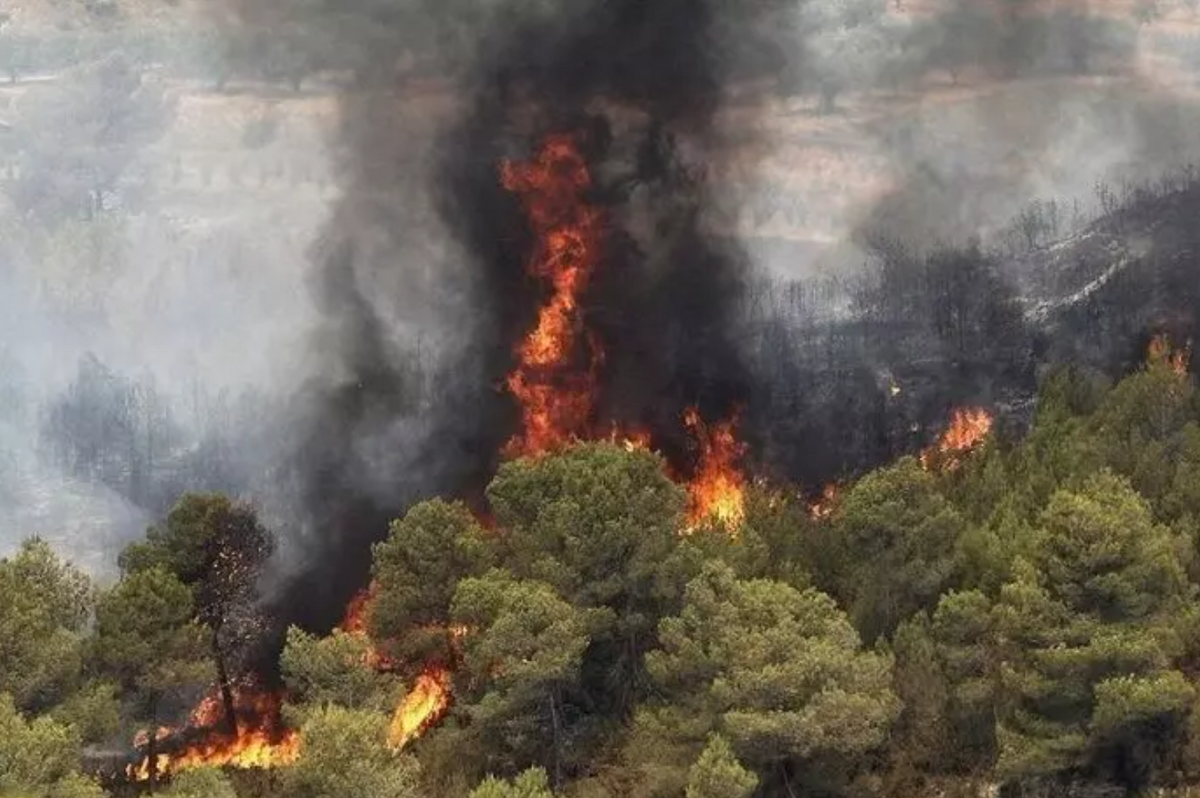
265,0,766,629
2,0,1200,642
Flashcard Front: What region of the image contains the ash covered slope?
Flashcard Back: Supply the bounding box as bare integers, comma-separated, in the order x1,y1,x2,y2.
1018,173,1200,375
736,174,1200,492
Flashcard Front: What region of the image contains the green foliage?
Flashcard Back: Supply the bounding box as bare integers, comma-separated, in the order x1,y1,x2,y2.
1091,671,1195,737
371,498,494,663
1088,360,1196,508
639,561,898,795
889,615,951,775
158,768,238,798
1032,471,1191,621
47,682,120,745
832,457,965,641
929,590,999,769
279,704,422,798
280,626,399,712
0,540,92,714
0,694,82,795
685,488,814,589
8,350,1200,798
686,735,758,798
120,492,274,632
471,768,556,798
450,571,608,782
486,444,689,719
91,567,213,716
43,773,107,798
487,443,685,619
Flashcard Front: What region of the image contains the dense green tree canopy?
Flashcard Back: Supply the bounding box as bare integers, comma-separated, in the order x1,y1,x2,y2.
5,353,1200,798
0,539,91,714
832,457,965,641
278,705,422,798
0,693,85,796
91,567,213,717
371,498,495,663
280,627,400,712
637,561,898,796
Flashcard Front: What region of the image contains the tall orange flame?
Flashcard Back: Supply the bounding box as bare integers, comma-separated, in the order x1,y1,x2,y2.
387,668,452,752
920,407,994,472
127,687,299,781
683,408,748,530
501,134,604,457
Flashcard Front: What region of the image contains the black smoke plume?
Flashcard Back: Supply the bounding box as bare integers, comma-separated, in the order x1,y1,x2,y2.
254,0,763,634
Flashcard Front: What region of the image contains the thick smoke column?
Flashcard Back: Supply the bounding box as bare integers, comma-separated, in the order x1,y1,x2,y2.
434,0,753,471
261,0,760,631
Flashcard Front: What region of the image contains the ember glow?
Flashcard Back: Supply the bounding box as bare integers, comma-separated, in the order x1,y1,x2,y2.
337,586,458,751
501,134,605,457
809,484,840,520
127,687,300,781
339,581,397,671
387,667,452,752
1148,334,1192,377
920,408,994,471
341,583,375,635
682,408,748,530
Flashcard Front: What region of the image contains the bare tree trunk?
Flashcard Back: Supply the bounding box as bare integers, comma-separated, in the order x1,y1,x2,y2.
147,707,159,795
213,629,237,736
549,691,563,790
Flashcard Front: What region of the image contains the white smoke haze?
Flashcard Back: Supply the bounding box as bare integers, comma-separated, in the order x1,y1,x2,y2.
2,0,1200,583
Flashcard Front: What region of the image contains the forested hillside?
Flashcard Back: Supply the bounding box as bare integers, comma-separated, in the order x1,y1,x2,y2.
4,341,1200,798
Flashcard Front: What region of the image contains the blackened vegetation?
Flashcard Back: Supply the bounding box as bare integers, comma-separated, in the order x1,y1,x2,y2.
1017,170,1200,376
739,240,1039,489
189,2,1199,637
39,354,251,512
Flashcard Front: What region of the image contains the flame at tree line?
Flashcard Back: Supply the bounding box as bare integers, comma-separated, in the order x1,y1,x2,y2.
681,408,748,530
339,583,458,753
126,686,300,781
500,133,750,527
920,408,995,472
121,134,1028,781
500,133,606,458
1148,333,1192,377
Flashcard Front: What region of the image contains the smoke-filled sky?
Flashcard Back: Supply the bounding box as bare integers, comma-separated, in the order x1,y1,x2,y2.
2,0,1199,613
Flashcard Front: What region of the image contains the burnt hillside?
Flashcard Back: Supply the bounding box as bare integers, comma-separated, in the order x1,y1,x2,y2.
736,173,1200,492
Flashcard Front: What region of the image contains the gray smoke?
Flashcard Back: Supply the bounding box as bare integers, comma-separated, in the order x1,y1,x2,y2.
4,0,1200,599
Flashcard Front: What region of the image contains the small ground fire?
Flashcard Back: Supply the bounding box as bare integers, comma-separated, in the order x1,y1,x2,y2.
920,408,995,472
682,407,748,530
127,687,299,781
1149,333,1192,377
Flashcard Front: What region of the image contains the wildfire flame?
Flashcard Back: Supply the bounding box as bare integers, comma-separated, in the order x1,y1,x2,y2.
341,584,374,635
339,581,399,671
501,134,605,457
127,687,299,781
683,408,748,530
1148,334,1192,377
387,667,452,752
497,134,750,534
338,584,459,752
920,407,994,472
808,484,840,520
